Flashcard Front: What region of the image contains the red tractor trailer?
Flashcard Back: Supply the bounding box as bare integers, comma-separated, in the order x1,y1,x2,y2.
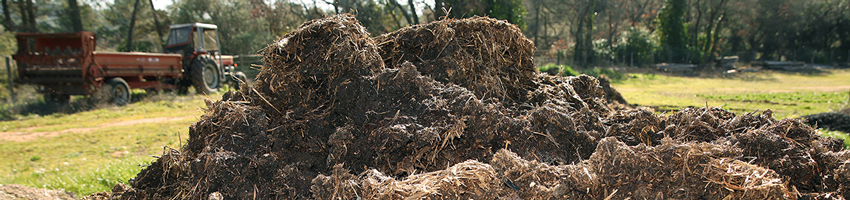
13,23,246,105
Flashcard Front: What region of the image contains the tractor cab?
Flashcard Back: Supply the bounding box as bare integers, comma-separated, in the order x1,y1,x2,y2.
164,23,220,56
163,23,243,94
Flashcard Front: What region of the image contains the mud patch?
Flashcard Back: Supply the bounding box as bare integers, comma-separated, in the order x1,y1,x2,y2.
0,184,76,200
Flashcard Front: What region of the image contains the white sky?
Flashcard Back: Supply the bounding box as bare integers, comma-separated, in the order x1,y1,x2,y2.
150,0,171,10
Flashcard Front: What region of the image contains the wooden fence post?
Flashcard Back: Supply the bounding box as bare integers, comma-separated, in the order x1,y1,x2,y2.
6,57,15,102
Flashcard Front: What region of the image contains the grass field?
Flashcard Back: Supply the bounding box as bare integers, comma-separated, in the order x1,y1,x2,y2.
0,68,848,197
611,69,850,119
0,91,213,196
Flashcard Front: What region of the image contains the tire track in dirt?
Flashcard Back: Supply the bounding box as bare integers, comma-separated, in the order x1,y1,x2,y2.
0,116,193,142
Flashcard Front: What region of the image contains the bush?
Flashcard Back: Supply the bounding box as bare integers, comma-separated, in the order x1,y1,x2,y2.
537,64,579,76
618,27,658,66
581,68,625,81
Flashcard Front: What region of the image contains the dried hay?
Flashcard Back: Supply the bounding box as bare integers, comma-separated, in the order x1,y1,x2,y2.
375,16,536,103
306,138,792,199
89,14,850,200
664,107,736,142
253,14,384,123
731,119,825,193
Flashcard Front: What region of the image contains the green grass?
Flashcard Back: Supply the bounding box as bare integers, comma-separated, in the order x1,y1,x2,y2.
612,70,850,119
0,93,216,196
820,129,850,149
537,64,625,81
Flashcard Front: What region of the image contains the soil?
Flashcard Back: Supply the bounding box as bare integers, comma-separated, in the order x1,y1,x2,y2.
0,116,191,142
0,184,77,200
88,15,850,199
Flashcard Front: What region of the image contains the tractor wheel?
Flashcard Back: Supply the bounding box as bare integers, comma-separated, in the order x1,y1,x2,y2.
107,77,131,106
229,71,249,90
191,55,220,95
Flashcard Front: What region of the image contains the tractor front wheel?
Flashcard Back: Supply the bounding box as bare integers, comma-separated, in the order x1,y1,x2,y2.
191,55,220,95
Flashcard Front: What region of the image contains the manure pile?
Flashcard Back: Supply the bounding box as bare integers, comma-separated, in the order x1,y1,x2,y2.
91,15,850,199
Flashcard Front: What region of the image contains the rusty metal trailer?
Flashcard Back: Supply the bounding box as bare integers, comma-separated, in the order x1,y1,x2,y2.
14,23,246,105
14,31,186,105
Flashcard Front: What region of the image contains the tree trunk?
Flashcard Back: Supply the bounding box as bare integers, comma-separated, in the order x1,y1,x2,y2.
701,0,727,63
407,0,418,24
68,0,83,32
388,7,403,28
574,14,585,65
25,0,36,32
148,0,164,45
532,2,540,46
17,0,34,32
1,0,12,30
607,5,622,51
389,0,413,25
574,0,596,66
16,0,27,32
126,0,141,52
706,13,725,63
433,0,444,20
691,0,702,49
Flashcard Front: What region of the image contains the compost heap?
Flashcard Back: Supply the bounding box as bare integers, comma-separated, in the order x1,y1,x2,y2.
803,111,850,133
97,15,850,199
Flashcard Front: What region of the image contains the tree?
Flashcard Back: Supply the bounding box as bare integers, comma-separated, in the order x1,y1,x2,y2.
440,0,527,29
125,0,142,52
13,0,38,32
2,0,12,30
570,0,598,66
68,0,83,32
387,0,417,25
657,0,689,63
149,0,165,43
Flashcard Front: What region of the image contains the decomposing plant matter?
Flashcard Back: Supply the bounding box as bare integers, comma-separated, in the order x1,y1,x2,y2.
91,15,850,200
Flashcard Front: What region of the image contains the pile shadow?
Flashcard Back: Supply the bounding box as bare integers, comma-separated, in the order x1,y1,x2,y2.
88,15,850,199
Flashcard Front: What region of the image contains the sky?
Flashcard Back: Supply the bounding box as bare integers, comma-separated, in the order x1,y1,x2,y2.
151,0,172,10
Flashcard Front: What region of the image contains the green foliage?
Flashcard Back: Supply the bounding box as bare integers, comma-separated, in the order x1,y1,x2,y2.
537,64,578,77
537,64,625,82
98,0,164,52
656,0,690,63
444,0,527,30
581,68,625,81
0,27,15,56
345,0,397,34
484,0,527,30
619,27,658,66
697,92,849,105
0,27,15,102
591,28,659,66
